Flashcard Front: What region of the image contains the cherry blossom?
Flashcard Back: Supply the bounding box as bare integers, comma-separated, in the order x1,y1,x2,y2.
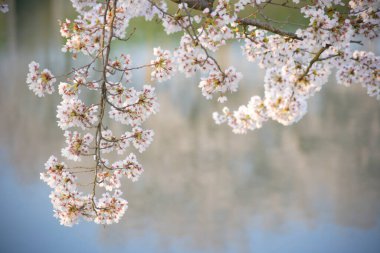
174,34,216,78
111,153,144,182
199,67,243,102
129,127,154,153
26,61,56,97
27,0,379,226
151,47,176,82
109,85,159,126
40,156,75,190
94,190,128,225
97,171,121,191
57,98,98,130
61,131,94,161
99,129,130,154
50,189,94,227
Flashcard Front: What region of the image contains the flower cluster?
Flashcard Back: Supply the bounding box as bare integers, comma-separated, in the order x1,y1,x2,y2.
93,190,128,225
61,0,131,57
199,67,242,102
160,3,201,35
151,47,176,82
108,85,159,126
96,153,143,191
211,0,379,133
198,1,235,52
27,0,379,226
174,34,216,78
26,61,56,97
213,96,267,134
41,155,129,226
336,50,380,99
107,54,133,83
27,0,162,226
62,131,94,161
41,156,94,226
56,98,98,130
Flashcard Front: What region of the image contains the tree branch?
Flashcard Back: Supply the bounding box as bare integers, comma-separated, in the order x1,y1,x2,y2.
168,0,300,39
169,0,214,11
237,18,300,39
298,46,330,81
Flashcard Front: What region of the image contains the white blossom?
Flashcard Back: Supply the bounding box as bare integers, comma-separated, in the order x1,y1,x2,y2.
26,61,56,97
61,131,93,161
112,153,144,182
57,98,98,130
94,190,128,225
28,0,380,227
151,47,176,82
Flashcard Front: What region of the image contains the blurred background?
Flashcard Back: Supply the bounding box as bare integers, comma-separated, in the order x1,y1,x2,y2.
0,0,380,252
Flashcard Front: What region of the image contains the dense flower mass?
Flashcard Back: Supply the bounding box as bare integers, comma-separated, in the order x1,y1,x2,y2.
57,98,98,130
199,66,243,102
93,190,128,225
108,85,159,126
41,156,93,226
62,131,94,161
27,0,379,226
111,153,144,182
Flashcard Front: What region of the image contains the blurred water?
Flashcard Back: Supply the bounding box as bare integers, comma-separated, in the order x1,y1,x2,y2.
0,1,380,252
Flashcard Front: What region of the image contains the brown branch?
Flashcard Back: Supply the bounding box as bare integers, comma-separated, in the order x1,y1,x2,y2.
169,0,214,11
238,18,362,46
91,0,117,212
298,46,330,81
166,0,302,40
265,0,302,10
237,18,301,39
168,1,363,47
